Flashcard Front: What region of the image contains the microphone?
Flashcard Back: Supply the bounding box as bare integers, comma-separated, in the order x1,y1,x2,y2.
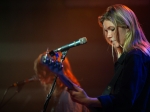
53,37,87,52
9,76,39,88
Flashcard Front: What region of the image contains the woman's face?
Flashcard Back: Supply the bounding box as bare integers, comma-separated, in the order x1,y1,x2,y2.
103,20,127,48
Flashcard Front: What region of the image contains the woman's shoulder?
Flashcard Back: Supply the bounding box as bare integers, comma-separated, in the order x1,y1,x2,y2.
125,49,150,62
128,49,143,55
127,49,148,57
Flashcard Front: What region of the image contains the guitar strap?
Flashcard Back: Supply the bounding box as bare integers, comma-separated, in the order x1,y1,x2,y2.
102,52,127,95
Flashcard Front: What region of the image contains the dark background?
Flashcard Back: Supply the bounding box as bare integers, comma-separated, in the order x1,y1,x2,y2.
0,0,150,112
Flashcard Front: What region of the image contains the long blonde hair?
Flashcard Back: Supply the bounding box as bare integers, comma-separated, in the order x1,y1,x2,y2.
98,4,150,56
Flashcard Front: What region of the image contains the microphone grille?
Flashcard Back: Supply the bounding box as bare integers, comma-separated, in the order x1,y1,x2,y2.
79,37,87,44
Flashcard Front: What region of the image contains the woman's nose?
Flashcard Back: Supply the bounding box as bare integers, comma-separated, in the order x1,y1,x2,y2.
107,30,112,38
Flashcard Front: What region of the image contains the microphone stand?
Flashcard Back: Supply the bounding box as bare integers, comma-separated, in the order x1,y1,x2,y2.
0,85,24,110
41,50,68,112
0,76,39,110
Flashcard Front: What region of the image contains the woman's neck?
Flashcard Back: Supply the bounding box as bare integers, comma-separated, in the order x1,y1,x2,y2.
116,47,123,58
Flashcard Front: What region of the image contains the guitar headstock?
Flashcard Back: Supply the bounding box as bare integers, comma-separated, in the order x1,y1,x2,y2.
42,48,60,65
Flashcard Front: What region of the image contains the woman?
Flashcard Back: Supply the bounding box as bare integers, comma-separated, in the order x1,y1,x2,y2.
41,4,150,112
34,51,89,112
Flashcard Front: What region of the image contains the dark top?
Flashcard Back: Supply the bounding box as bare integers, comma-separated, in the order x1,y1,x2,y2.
98,49,150,112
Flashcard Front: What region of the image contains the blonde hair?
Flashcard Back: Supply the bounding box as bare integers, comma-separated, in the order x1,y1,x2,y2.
98,4,150,56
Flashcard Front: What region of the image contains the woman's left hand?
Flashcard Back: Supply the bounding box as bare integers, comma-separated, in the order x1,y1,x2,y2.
67,84,90,106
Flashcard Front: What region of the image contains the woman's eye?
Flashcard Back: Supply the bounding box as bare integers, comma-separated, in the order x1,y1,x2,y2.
111,28,115,31
105,30,108,32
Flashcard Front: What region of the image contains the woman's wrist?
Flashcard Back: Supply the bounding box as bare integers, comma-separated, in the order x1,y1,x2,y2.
86,97,102,107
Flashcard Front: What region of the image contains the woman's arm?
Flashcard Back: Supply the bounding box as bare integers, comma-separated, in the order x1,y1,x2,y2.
67,83,102,107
